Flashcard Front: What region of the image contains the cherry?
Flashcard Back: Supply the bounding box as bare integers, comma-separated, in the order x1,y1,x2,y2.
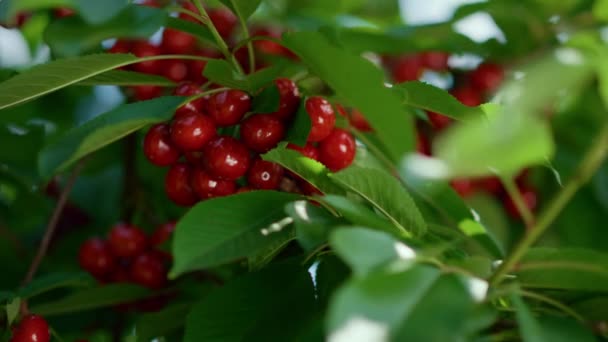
130,252,167,289
247,159,285,190
208,7,237,39
108,223,148,258
451,179,475,198
108,40,131,54
451,86,482,107
420,51,450,71
416,133,431,156
78,238,116,278
299,180,323,196
240,114,285,153
191,167,237,199
184,150,204,165
172,82,205,117
131,41,162,74
165,163,198,206
162,59,189,83
109,264,131,283
149,222,176,246
287,143,320,161
132,85,162,101
271,78,300,121
144,124,180,166
504,186,538,220
427,111,452,130
305,97,336,142
236,186,253,193
139,0,160,7
318,128,356,172
349,109,372,132
161,28,196,55
470,63,504,93
392,55,424,83
170,110,216,151
189,49,221,83
54,7,75,18
476,176,503,195
10,315,50,342
206,90,251,126
202,136,251,181
252,27,294,58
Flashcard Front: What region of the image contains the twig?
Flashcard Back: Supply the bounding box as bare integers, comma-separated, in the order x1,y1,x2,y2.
501,176,535,229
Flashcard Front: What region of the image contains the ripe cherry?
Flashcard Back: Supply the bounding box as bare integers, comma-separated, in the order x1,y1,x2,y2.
420,51,450,71
191,167,237,199
132,85,162,101
131,41,162,74
54,7,75,18
162,59,189,83
206,90,251,126
504,186,538,220
78,238,116,278
451,86,482,107
416,133,431,156
247,159,285,190
318,128,356,172
305,97,336,142
109,264,131,283
208,7,237,39
299,180,323,196
144,124,180,166
252,27,294,58
202,136,251,181
189,49,221,83
172,82,205,117
476,176,503,195
349,109,372,132
451,179,475,198
287,143,320,161
108,40,131,54
392,55,424,83
108,224,148,258
149,222,176,246
170,110,216,151
161,28,196,55
130,252,167,289
427,111,452,130
165,163,198,206
470,63,504,93
271,78,300,121
240,114,286,153
10,315,50,342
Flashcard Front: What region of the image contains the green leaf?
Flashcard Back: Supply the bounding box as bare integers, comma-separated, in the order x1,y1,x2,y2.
135,303,191,342
327,264,440,335
76,0,128,25
322,195,398,235
330,227,416,276
30,283,151,316
78,70,175,87
458,219,504,259
219,0,262,20
18,272,94,299
285,200,342,251
38,96,184,178
250,83,280,113
6,297,20,326
593,0,608,22
262,145,344,195
166,17,215,46
184,262,315,342
0,53,137,110
511,294,546,342
247,227,296,271
170,191,301,277
572,296,608,321
538,316,597,342
203,59,285,92
0,0,70,22
395,81,484,122
44,5,166,57
284,101,312,146
283,31,415,162
329,167,426,237
515,248,608,292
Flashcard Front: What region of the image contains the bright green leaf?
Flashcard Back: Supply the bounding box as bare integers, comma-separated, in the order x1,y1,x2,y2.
203,59,285,92
593,0,608,21
219,0,262,20
6,297,20,325
511,294,546,342
322,195,398,235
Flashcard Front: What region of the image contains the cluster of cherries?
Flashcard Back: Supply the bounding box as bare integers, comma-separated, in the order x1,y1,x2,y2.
385,52,538,219
78,222,175,290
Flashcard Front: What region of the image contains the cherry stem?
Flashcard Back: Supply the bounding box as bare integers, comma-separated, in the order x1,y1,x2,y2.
490,122,608,287
228,0,256,74
500,175,535,229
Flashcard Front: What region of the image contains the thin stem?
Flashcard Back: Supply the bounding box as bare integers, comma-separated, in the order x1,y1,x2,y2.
302,243,329,265
179,87,229,108
501,175,535,229
168,6,208,24
231,0,256,74
519,289,585,322
22,160,86,286
191,0,244,75
490,123,608,287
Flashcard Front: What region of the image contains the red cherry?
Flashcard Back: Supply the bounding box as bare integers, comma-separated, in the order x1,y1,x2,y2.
349,109,372,132
287,143,320,161
184,150,204,165
299,180,323,196
108,223,148,258
139,0,160,7
108,40,131,54
10,315,50,342
427,111,452,130
170,111,217,151
470,63,504,93
162,59,189,83
240,114,285,153
165,163,198,206
451,179,475,197
236,186,253,193
131,41,162,74
54,7,75,18
247,159,284,190
271,78,300,121
132,85,162,101
305,97,336,142
161,28,196,55
172,81,205,117
189,49,221,83
504,187,538,220
109,264,131,283
191,167,237,199
202,136,251,181
252,27,295,58
475,176,503,195
392,55,424,83
149,222,176,246
208,7,237,39
78,238,116,278
416,133,431,156
144,124,180,166
451,86,482,107
420,51,450,71
130,252,167,289
318,128,356,172
206,90,251,126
